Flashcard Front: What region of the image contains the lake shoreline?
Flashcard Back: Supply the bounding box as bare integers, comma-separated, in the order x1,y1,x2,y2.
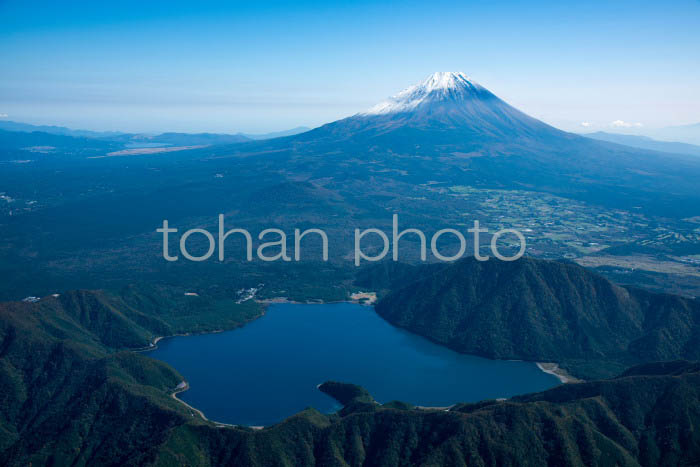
536,362,582,384
138,295,377,354
133,305,268,353
171,381,252,429
147,301,559,427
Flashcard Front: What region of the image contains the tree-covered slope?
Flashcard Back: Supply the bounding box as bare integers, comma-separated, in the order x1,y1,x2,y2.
161,361,700,466
1,283,700,465
372,257,700,379
0,297,183,464
0,286,263,465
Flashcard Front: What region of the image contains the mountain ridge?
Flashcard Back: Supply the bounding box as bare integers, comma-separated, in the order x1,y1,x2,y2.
2,283,700,465
370,257,700,379
584,131,700,157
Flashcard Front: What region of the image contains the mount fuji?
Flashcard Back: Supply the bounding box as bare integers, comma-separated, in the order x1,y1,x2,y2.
298,71,566,146
200,72,700,217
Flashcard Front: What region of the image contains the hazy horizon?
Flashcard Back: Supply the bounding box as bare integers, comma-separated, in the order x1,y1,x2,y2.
0,114,698,140
1,0,699,134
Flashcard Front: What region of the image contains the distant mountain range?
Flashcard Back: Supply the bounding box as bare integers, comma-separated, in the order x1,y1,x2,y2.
652,122,700,146
0,120,125,138
0,120,311,147
584,131,700,157
0,128,122,160
2,73,698,216
591,123,700,146
244,126,312,140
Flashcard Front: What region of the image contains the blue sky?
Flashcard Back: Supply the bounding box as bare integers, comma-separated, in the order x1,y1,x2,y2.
1,0,699,133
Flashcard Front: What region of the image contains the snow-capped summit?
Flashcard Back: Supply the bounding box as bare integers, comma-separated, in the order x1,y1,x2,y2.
421,71,475,90
362,72,488,115
297,71,562,145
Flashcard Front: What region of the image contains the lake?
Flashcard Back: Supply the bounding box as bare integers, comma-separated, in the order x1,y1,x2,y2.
149,302,559,426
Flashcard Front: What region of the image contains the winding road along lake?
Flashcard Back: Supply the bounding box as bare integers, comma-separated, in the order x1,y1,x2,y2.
150,303,559,426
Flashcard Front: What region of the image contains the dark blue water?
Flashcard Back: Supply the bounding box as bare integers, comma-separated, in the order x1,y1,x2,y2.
149,303,558,426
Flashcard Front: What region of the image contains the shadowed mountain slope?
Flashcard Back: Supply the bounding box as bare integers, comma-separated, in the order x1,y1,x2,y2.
372,257,700,379
1,282,700,465
0,286,263,465
168,361,700,466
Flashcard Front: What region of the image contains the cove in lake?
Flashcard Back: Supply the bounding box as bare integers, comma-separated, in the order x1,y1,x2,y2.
149,303,559,426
